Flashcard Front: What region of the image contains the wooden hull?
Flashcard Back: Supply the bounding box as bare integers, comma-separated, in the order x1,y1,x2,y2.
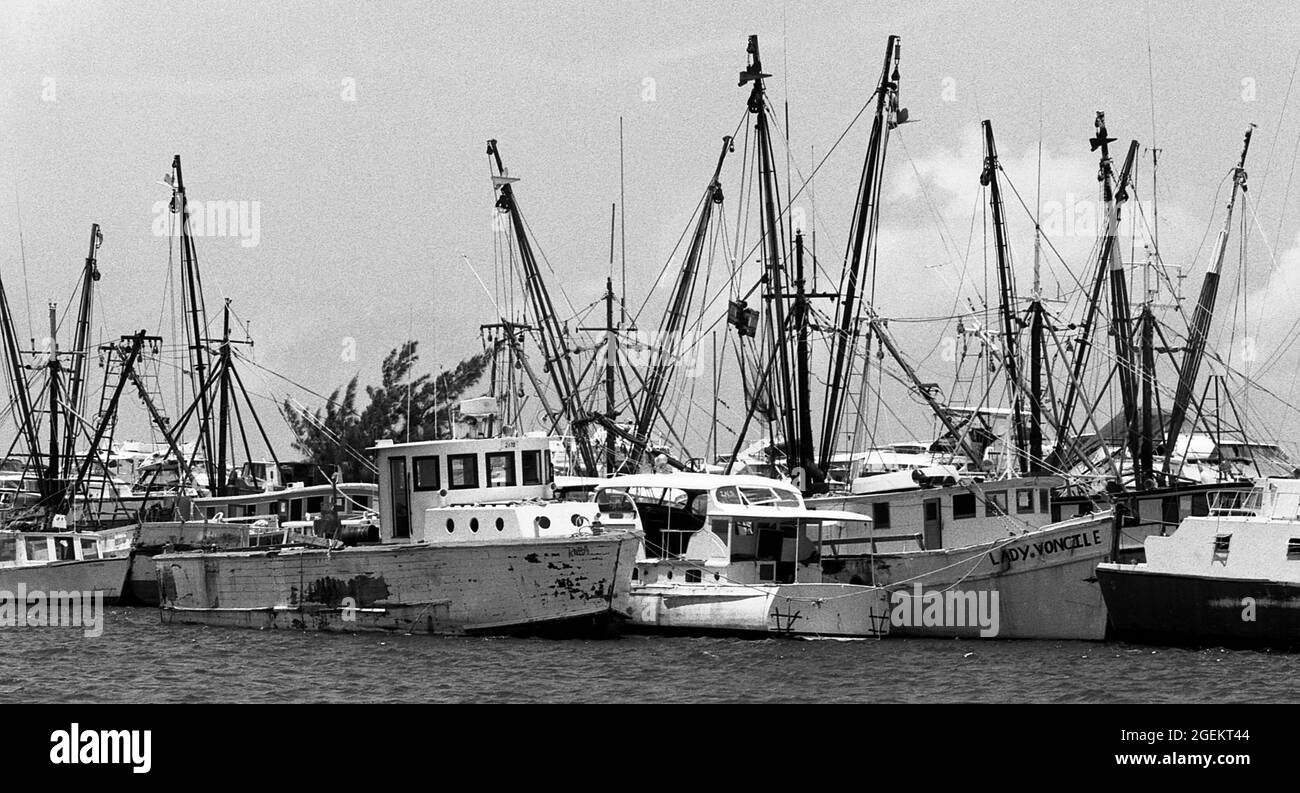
100,521,254,607
628,582,890,638
156,532,641,636
825,514,1113,640
0,556,130,604
1097,565,1300,649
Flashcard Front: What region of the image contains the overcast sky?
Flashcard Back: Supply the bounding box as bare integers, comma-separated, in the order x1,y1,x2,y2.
4,0,1300,462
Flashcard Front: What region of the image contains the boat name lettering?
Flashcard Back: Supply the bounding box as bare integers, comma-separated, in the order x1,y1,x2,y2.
987,528,1103,567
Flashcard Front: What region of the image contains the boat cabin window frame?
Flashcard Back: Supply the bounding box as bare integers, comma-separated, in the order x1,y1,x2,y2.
1039,488,1050,514
1015,489,1034,514
447,453,481,490
520,450,545,486
952,492,977,520
413,455,442,492
1213,533,1232,557
79,537,100,560
485,451,518,488
985,490,1008,518
25,537,51,563
872,501,892,530
1288,538,1300,561
0,536,15,563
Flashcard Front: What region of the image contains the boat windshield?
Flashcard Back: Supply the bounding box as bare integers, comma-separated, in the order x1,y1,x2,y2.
716,485,801,507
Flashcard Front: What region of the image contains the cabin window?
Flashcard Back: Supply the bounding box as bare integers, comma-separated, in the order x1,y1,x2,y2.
1191,492,1210,517
1016,489,1034,514
685,569,702,583
985,491,1008,517
872,502,892,530
0,536,15,562
448,454,480,490
289,499,304,522
758,563,776,582
952,493,976,520
711,519,729,546
445,518,455,533
521,450,544,486
495,517,505,532
355,495,370,509
631,567,639,581
413,456,441,491
1213,534,1232,556
486,452,517,488
307,496,323,514
470,517,480,533
715,486,742,505
206,507,216,519
25,538,50,562
54,537,75,561
1039,489,1050,513
80,538,100,560
1288,539,1300,561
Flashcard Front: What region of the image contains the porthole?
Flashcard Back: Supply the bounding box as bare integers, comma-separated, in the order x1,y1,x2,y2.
714,573,720,581
495,517,505,532
470,517,480,533
667,570,673,580
571,514,585,526
445,518,455,533
537,516,551,529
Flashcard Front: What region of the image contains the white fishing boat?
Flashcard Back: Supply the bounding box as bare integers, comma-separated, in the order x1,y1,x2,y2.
1097,477,1300,648
0,529,129,603
155,434,642,636
592,473,890,638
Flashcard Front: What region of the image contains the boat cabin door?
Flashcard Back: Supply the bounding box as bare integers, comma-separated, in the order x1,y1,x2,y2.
389,456,411,539
922,497,942,549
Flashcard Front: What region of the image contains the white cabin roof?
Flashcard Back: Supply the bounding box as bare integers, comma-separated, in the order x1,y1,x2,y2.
598,472,795,493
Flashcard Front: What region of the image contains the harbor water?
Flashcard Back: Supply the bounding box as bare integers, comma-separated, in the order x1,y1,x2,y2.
3,607,1297,703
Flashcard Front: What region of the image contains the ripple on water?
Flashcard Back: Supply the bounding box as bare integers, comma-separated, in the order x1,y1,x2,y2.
1,609,1298,703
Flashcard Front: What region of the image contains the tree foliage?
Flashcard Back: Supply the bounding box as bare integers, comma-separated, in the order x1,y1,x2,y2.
283,341,489,481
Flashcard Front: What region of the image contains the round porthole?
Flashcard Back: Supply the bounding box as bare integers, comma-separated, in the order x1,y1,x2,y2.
445,518,455,533
571,514,585,526
470,517,480,533
537,516,551,529
495,517,505,531
714,573,720,581
667,570,673,580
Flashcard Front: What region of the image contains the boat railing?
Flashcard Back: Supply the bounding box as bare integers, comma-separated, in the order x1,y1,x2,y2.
1207,488,1264,517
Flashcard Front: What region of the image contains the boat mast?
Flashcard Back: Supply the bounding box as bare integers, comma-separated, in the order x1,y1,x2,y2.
980,120,1028,475
793,230,815,482
61,223,102,481
170,155,216,489
487,139,597,475
1161,125,1254,479
741,35,800,481
1050,114,1138,470
1105,136,1143,485
818,35,902,473
45,304,61,507
630,136,730,464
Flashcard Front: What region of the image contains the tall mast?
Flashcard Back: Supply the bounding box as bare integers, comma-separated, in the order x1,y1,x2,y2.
980,120,1028,475
170,155,216,488
1162,125,1254,478
61,223,102,480
741,35,799,478
818,35,902,472
1107,138,1143,483
487,139,596,475
630,136,730,463
215,299,233,496
1050,113,1137,469
604,277,616,474
793,230,814,482
45,304,60,506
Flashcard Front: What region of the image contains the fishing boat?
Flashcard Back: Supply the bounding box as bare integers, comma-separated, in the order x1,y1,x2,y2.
594,473,890,638
0,529,129,603
155,433,642,635
1097,477,1300,648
